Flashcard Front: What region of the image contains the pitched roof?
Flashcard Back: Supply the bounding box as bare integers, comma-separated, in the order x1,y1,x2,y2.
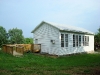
31,21,94,34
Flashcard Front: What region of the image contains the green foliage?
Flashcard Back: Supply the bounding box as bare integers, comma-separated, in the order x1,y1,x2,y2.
0,26,34,46
95,27,100,44
24,37,33,44
0,26,7,47
0,50,100,75
8,28,24,44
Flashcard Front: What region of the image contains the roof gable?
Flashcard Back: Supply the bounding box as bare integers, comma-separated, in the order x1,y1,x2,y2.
31,21,94,35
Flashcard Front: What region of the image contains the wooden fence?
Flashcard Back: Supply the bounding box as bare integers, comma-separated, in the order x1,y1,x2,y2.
16,46,24,54
32,44,41,53
2,44,41,56
2,45,13,55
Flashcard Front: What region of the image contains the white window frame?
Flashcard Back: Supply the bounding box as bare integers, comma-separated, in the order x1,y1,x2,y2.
61,34,68,47
73,34,82,47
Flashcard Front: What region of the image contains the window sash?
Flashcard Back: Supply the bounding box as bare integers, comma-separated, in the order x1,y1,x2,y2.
83,36,89,46
65,34,68,47
61,34,64,47
76,35,78,47
73,35,89,47
73,35,75,47
61,34,68,47
79,35,81,46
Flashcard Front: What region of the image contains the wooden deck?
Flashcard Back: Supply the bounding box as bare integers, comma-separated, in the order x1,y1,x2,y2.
2,44,41,56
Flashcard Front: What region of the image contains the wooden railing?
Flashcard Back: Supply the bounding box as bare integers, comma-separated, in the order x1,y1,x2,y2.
2,44,41,56
32,44,41,53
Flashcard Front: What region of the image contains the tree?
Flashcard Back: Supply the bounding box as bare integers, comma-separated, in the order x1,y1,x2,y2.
24,38,33,44
94,27,100,50
95,28,100,44
0,26,7,47
8,28,24,44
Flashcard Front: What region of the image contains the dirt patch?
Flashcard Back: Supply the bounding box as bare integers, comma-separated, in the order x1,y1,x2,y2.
68,67,100,75
0,69,12,75
33,53,58,58
13,50,23,56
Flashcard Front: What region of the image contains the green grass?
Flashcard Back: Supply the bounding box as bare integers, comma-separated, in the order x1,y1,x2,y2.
0,50,100,75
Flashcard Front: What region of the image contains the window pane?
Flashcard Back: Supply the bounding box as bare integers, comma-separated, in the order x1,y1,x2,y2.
61,34,64,39
83,36,85,46
86,36,89,46
61,34,64,47
87,36,89,46
61,43,64,47
76,35,78,46
65,34,68,47
73,35,75,47
79,35,81,46
88,36,89,42
85,36,87,46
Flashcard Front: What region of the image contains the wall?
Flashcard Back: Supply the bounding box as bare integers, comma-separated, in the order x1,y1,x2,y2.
33,23,60,55
33,23,94,55
84,35,94,53
58,32,94,55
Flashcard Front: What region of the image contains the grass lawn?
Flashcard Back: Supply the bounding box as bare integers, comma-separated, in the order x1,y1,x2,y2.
0,50,100,75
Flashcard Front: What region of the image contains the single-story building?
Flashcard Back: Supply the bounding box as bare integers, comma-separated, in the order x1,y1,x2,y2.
31,21,94,55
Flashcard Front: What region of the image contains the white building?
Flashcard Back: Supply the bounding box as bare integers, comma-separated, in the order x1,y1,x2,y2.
31,21,94,55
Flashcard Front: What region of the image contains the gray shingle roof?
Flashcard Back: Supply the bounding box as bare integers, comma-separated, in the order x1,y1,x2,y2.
32,21,94,34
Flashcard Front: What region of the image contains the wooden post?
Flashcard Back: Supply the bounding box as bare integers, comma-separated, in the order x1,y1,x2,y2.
2,45,7,53
10,46,13,55
31,44,34,53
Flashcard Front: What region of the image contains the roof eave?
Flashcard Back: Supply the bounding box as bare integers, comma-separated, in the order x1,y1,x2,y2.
60,30,94,35
31,21,45,33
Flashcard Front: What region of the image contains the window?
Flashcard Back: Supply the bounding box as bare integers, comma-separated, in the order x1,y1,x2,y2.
76,35,78,47
83,36,89,46
83,36,85,46
85,36,87,46
87,36,89,46
86,36,89,46
73,35,89,47
73,35,79,47
65,34,68,47
73,35,75,47
61,34,64,47
61,34,68,47
79,35,81,46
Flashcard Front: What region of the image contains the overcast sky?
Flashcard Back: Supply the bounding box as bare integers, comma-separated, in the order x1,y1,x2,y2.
0,0,100,37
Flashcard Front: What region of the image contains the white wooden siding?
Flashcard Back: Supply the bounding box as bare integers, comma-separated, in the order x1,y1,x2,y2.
84,35,94,53
34,23,60,55
58,32,94,55
33,23,94,55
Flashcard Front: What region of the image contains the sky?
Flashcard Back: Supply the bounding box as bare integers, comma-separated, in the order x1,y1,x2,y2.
0,0,100,37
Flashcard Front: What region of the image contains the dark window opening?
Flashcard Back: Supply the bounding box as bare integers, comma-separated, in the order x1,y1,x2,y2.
73,35,75,47
61,34,64,47
79,35,81,46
